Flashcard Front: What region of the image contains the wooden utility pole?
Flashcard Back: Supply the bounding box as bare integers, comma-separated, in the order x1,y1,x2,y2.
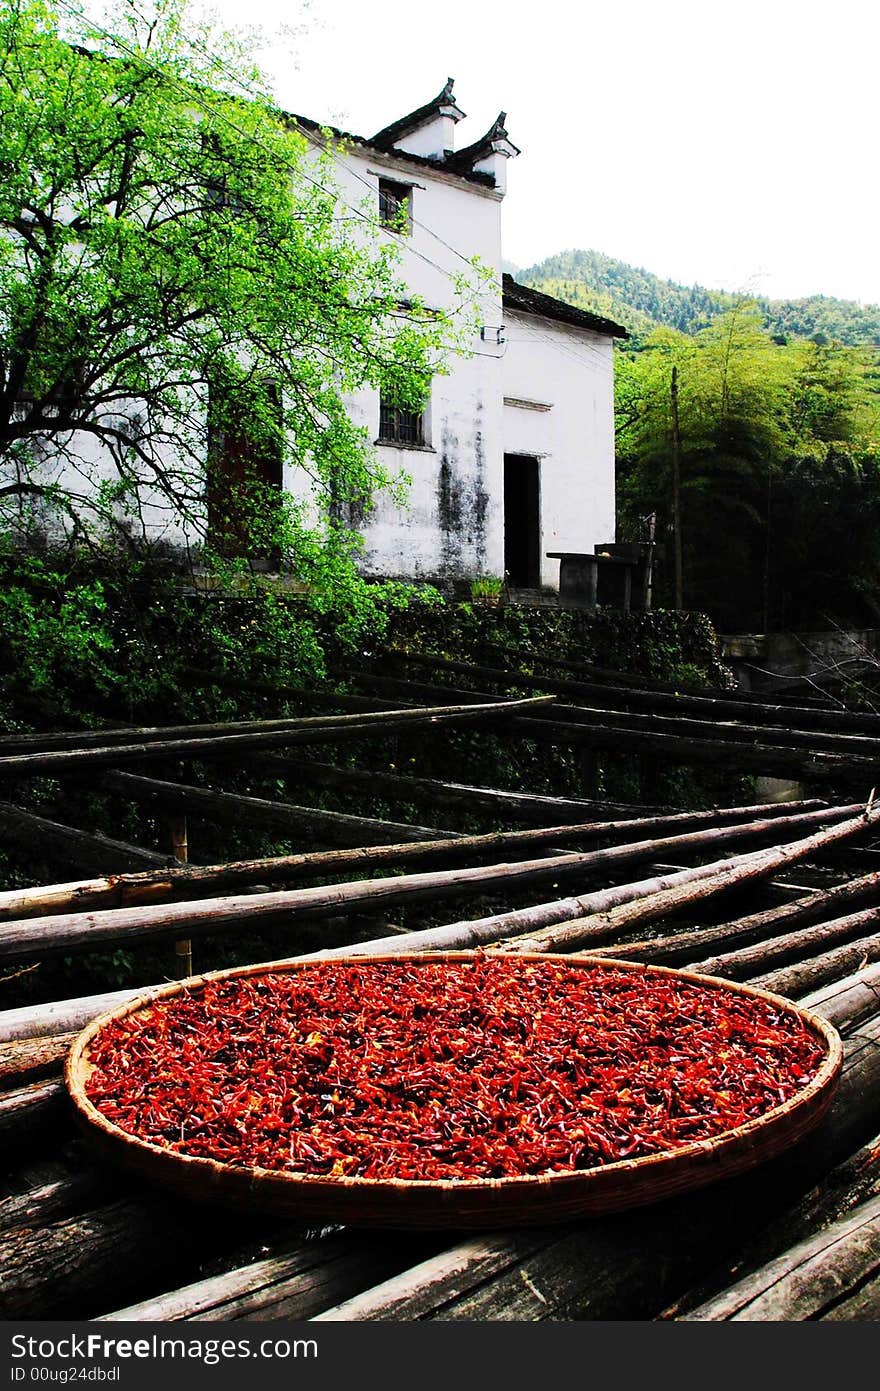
167,815,192,978
643,511,657,612
671,367,684,610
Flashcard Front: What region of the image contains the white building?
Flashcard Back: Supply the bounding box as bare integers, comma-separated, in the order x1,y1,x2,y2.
301,80,627,590
9,78,625,592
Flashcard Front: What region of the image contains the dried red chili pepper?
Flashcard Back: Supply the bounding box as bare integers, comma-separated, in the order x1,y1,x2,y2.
84,959,826,1182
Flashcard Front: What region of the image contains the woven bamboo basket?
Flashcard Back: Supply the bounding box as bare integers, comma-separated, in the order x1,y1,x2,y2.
65,952,842,1229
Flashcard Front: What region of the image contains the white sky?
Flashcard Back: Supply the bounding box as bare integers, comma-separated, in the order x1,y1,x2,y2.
213,0,880,305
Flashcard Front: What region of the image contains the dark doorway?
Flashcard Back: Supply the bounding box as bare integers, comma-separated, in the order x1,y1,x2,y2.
504,454,541,588
207,380,283,562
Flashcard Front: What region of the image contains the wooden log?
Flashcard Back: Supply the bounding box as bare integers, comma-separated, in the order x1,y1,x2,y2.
0,799,827,924
0,1031,76,1088
678,1192,880,1320
388,649,880,736
101,770,449,846
687,906,880,982
168,814,192,980
0,696,554,778
99,1233,435,1323
0,806,852,963
530,700,880,759
0,1078,65,1144
257,755,642,823
351,667,847,768
487,805,880,955
477,641,827,706
0,800,173,874
317,1009,880,1322
513,714,880,785
0,1197,230,1320
754,934,880,998
0,699,517,753
663,1127,880,1319
801,963,880,1030
0,1173,110,1234
597,868,880,968
0,985,160,1045
179,664,406,714
353,668,849,755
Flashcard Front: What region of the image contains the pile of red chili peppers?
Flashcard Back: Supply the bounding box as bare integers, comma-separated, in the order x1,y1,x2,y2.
84,958,826,1182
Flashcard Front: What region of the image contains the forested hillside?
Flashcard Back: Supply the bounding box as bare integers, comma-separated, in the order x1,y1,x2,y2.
519,249,880,346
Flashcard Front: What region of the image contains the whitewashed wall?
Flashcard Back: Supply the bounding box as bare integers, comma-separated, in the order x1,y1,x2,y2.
327,143,507,580
501,309,616,588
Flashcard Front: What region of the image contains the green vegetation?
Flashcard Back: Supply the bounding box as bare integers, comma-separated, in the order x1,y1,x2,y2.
0,0,478,572
469,575,505,603
615,305,880,630
519,248,880,347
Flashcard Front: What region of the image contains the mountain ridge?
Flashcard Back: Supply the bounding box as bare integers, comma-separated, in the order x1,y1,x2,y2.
517,249,880,346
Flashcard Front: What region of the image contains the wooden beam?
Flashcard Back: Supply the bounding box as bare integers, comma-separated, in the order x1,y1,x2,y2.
0,696,555,779
257,755,644,823
0,800,820,924
388,649,880,736
0,801,173,874
597,869,880,968
101,770,450,846
489,806,880,955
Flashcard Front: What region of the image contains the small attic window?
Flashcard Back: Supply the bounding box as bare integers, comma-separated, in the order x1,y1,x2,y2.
378,178,412,233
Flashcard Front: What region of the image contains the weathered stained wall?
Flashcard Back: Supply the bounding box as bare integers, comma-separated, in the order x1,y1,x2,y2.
502,309,616,589
330,143,507,581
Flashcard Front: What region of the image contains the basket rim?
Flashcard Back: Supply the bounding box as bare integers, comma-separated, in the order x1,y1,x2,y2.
65,950,843,1196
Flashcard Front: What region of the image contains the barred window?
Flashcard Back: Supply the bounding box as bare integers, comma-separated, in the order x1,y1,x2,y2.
378,392,424,446
378,178,412,232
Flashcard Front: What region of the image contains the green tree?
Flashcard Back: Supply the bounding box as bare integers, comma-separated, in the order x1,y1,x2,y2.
0,0,476,567
616,304,880,629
